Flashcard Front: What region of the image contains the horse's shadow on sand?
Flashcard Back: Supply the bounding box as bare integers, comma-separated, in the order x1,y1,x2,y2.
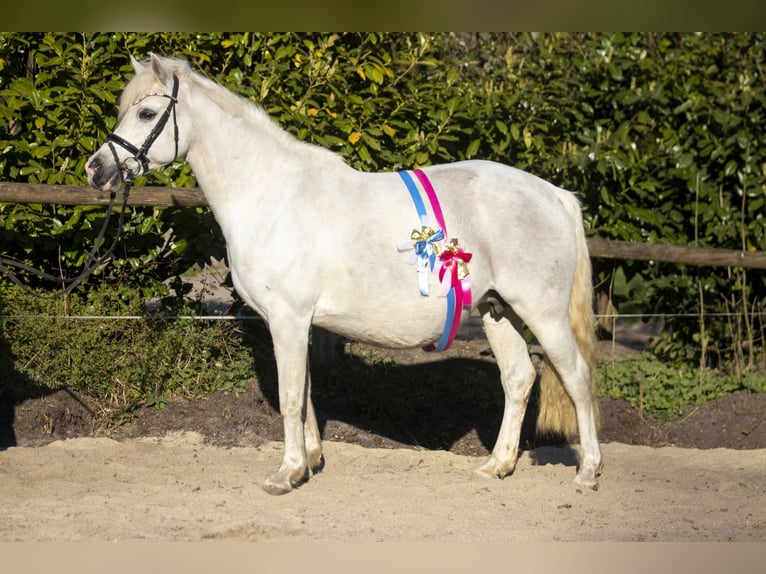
243,321,578,469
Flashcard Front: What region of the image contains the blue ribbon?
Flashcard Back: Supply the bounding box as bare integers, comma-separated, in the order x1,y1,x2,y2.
429,288,456,352
399,171,429,226
413,227,444,295
398,169,460,353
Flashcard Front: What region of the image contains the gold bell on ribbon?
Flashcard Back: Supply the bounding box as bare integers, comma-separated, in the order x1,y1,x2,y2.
410,226,442,254
442,238,471,280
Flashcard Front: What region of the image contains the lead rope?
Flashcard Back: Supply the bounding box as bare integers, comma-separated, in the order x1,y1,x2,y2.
0,180,132,299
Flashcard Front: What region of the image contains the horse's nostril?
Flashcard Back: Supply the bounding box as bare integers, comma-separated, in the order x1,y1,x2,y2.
88,157,102,172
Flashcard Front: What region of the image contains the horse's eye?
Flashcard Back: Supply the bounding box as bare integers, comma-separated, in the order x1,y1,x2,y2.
138,108,157,121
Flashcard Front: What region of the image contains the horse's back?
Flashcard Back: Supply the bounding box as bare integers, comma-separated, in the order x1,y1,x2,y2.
417,160,582,270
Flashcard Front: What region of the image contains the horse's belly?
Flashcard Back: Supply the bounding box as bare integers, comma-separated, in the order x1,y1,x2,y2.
312,295,458,349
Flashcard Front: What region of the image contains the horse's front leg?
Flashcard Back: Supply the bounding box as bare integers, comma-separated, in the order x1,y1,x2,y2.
263,318,316,495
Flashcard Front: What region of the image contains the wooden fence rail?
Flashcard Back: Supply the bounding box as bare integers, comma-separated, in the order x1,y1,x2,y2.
2,182,766,270
0,182,204,207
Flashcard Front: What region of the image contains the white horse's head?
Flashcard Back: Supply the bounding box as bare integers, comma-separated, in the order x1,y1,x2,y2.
86,54,191,191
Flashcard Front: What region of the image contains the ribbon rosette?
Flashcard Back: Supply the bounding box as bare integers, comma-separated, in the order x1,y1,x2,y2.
396,225,445,296
437,238,473,301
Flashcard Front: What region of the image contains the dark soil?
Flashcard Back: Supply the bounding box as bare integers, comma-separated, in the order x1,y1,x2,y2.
2,337,764,454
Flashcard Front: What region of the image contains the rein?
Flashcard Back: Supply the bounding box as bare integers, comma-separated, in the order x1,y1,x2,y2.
0,75,180,299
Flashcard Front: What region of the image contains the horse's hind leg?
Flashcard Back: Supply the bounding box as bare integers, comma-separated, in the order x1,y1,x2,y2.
526,317,602,489
475,302,537,479
304,374,324,473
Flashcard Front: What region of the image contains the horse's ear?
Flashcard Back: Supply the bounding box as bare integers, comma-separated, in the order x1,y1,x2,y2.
130,55,144,73
149,53,169,86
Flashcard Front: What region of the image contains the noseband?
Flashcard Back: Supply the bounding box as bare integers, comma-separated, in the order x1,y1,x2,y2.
106,73,180,183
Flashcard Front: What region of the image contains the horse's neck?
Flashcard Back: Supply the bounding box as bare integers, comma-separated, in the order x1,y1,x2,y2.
184,84,346,215
185,100,286,193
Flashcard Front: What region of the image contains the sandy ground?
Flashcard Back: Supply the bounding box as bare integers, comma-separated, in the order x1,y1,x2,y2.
1,432,763,542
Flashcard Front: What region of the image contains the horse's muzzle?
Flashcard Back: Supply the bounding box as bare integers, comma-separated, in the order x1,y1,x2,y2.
86,152,122,192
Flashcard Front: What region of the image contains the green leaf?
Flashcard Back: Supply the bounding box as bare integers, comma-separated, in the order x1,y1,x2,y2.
466,138,481,158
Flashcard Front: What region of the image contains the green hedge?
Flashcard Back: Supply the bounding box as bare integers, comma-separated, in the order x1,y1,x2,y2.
1,32,765,371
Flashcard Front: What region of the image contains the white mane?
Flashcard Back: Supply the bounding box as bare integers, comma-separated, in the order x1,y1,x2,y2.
123,56,345,167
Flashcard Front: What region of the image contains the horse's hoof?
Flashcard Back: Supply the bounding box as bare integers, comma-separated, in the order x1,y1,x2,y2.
574,470,600,491
308,453,325,475
263,481,292,496
474,466,499,479
573,456,603,490
474,456,515,480
263,475,294,496
263,465,312,495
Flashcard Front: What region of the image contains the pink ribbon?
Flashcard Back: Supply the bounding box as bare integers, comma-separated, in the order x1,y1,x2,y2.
438,245,473,306
411,169,473,351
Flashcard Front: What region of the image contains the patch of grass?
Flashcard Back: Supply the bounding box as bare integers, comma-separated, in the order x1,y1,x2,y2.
598,352,765,423
0,282,255,413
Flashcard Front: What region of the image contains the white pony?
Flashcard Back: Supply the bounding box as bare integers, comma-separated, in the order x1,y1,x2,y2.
86,55,602,495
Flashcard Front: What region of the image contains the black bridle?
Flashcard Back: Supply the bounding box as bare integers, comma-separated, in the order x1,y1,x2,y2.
0,74,181,298
106,73,180,184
